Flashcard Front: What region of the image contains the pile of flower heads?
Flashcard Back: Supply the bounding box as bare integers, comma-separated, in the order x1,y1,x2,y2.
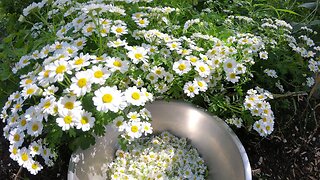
107,131,207,179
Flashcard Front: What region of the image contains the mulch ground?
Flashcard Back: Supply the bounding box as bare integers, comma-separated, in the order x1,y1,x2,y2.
0,99,319,179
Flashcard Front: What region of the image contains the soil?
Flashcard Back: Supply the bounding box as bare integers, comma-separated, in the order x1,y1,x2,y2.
0,98,319,180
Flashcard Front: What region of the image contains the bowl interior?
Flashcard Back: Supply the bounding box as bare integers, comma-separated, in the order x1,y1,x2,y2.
68,101,251,180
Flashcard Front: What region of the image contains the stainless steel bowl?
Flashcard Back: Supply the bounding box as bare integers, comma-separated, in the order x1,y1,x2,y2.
68,101,252,180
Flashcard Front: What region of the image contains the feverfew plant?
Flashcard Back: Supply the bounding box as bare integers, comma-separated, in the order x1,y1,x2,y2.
1,0,319,175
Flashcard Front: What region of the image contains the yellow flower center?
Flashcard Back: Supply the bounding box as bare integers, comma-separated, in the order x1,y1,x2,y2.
113,60,122,67
75,58,84,65
139,19,145,24
33,146,39,152
56,44,62,49
199,66,206,72
12,147,18,155
116,121,123,127
14,134,20,141
21,119,27,126
64,102,74,110
87,27,94,32
64,116,73,124
94,70,104,78
226,63,233,68
76,41,83,47
96,56,104,61
44,70,50,77
102,94,113,103
115,27,123,33
32,163,38,170
171,43,177,48
23,59,29,64
131,92,140,100
131,125,139,133
26,88,35,95
77,78,87,88
44,101,51,109
25,79,33,84
197,81,203,87
21,153,28,161
178,64,186,71
230,73,236,79
100,28,107,34
188,86,195,92
81,116,89,125
155,70,161,75
67,48,74,54
56,65,66,74
134,53,143,60
32,124,39,131
266,125,270,131
190,57,197,62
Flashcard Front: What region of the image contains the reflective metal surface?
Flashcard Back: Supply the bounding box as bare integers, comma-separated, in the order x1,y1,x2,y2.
68,101,252,180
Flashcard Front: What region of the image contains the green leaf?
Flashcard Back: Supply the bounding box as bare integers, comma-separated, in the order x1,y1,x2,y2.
298,2,317,9
276,8,301,16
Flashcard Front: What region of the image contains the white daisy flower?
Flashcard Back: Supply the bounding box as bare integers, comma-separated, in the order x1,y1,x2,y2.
42,85,59,96
69,53,92,71
146,72,159,84
57,96,82,115
167,41,181,51
183,81,199,98
223,58,238,73
195,61,210,77
47,60,72,82
193,78,208,92
155,82,169,93
127,46,149,64
73,37,87,49
111,24,128,36
127,111,140,121
56,110,80,131
75,110,95,131
113,116,126,131
107,38,128,48
39,96,56,115
9,144,20,161
82,22,96,36
135,18,149,28
151,66,165,78
17,147,32,168
27,160,43,175
107,57,129,73
126,121,142,139
139,108,152,120
9,128,25,147
88,65,110,85
226,71,240,83
70,71,93,97
185,55,199,65
93,86,127,112
29,141,42,157
173,59,191,75
124,86,147,106
21,84,40,99
20,77,35,88
259,51,268,60
164,72,174,83
17,116,28,131
141,121,152,135
91,54,107,64
26,120,43,137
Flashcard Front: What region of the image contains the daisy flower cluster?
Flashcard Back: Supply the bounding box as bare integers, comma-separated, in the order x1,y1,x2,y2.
107,131,207,179
2,0,319,175
244,88,274,136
